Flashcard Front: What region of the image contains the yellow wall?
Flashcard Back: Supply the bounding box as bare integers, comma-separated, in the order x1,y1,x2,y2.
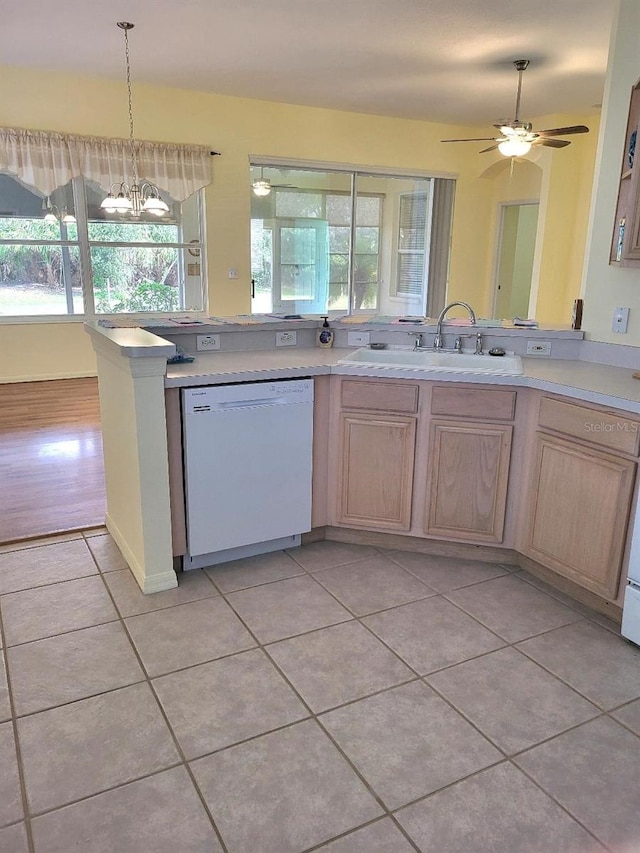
0,322,97,383
0,64,599,381
480,157,542,318
534,117,600,324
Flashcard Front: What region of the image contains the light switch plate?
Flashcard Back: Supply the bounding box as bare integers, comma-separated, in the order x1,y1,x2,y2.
612,306,630,334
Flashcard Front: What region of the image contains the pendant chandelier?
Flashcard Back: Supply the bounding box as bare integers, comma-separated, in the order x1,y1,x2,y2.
252,168,272,197
43,197,76,225
101,22,169,218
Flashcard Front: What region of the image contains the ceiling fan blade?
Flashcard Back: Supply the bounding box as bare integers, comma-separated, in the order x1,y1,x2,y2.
536,138,572,148
441,137,498,143
479,144,500,153
536,125,589,137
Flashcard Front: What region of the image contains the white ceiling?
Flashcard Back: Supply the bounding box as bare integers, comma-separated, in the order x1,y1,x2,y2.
5,0,614,128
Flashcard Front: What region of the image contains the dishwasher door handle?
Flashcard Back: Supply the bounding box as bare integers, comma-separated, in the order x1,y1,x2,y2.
216,397,288,410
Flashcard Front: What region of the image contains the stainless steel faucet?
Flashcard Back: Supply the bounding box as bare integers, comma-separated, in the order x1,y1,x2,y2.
475,332,484,355
434,301,477,350
407,332,425,350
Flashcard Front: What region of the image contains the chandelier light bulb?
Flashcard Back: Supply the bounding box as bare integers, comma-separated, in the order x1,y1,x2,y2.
253,179,272,197
142,193,170,215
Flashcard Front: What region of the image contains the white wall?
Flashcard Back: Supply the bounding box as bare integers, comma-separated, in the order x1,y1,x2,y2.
582,0,640,344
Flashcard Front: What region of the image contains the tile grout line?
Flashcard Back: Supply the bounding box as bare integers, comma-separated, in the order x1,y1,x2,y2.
300,815,422,853
0,596,36,853
3,535,638,851
513,642,639,717
509,756,615,852
210,575,429,851
213,555,593,852
89,555,232,853
76,548,640,852
193,575,409,850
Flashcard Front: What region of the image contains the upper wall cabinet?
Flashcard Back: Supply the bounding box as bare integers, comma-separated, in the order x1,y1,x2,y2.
611,79,640,266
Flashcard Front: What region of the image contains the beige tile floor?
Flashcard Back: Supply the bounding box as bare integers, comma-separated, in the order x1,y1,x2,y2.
1,533,640,852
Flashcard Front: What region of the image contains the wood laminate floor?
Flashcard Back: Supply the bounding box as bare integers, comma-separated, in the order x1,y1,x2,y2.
0,378,106,543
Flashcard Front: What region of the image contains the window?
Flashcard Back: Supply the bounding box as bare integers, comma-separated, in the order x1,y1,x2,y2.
84,181,205,315
250,164,454,317
396,192,430,298
0,176,81,316
0,174,206,317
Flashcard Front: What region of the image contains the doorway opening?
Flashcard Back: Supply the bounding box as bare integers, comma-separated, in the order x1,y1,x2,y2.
492,202,539,320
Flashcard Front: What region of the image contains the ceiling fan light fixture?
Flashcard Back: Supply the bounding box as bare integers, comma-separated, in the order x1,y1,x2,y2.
442,60,588,155
253,179,272,197
498,138,532,157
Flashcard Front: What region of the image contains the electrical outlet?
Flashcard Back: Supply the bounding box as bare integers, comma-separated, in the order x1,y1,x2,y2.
196,334,221,351
526,340,552,356
276,330,297,347
347,331,371,346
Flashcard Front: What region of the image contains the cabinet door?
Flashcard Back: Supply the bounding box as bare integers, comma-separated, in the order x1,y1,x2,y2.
425,421,512,543
337,412,416,530
524,433,636,598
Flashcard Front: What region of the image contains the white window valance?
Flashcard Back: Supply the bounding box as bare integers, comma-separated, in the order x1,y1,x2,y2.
0,127,213,201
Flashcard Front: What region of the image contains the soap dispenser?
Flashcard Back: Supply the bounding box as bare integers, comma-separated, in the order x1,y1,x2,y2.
316,316,334,348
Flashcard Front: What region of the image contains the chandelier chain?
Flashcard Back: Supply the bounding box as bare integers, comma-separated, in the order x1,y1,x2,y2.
122,25,139,186
101,21,169,217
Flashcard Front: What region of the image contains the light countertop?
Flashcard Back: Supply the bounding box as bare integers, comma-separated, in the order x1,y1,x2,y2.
165,348,640,414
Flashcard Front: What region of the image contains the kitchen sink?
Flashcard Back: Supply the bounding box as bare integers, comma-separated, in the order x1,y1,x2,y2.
338,347,524,375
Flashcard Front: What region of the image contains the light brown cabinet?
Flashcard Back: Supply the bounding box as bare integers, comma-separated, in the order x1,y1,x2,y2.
337,411,416,530
330,378,639,609
424,385,516,544
332,378,517,543
425,420,512,543
522,397,638,600
333,379,419,531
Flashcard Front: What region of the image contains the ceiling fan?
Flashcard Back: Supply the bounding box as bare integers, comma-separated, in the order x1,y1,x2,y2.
251,167,295,196
441,60,589,156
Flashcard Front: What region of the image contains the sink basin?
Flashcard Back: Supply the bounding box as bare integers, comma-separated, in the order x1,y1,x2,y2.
338,347,524,375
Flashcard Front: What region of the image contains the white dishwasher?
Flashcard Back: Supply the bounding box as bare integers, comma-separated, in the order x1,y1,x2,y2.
181,379,314,569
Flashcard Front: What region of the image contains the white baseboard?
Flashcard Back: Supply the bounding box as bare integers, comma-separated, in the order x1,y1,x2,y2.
105,513,178,594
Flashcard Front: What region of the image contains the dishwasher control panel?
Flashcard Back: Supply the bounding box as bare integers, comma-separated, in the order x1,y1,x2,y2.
183,379,313,414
